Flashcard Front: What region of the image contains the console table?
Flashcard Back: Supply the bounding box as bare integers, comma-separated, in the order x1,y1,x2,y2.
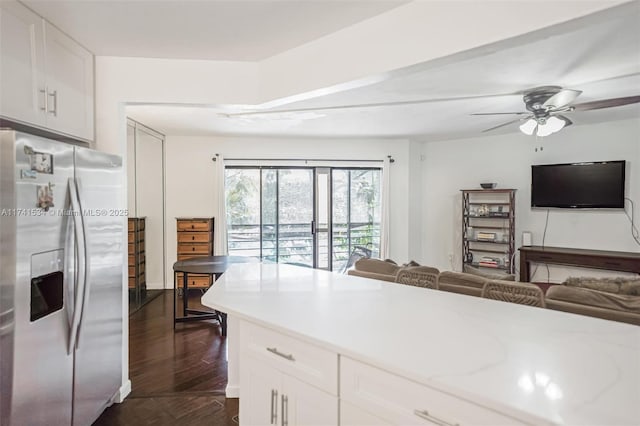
519,246,640,282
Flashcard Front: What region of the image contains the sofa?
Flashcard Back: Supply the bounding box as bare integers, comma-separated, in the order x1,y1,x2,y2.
347,258,515,296
346,258,400,282
348,258,640,325
545,277,640,326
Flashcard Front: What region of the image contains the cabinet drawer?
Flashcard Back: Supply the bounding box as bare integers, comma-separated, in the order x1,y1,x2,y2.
178,232,211,243
128,263,144,277
240,321,338,396
128,219,145,232
176,253,210,261
340,357,529,425
177,220,211,231
175,273,211,288
128,273,145,287
177,243,212,255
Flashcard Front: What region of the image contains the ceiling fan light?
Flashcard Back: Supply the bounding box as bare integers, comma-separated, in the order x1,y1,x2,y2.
519,119,537,135
546,116,566,133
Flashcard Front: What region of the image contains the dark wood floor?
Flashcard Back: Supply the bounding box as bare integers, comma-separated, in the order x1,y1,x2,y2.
94,290,238,425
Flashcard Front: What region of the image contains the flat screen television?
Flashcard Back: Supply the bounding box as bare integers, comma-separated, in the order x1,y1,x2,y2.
531,160,625,208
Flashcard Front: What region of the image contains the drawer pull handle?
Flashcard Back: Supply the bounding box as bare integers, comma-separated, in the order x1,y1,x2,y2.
270,389,278,424
414,409,459,426
267,347,295,362
281,394,288,426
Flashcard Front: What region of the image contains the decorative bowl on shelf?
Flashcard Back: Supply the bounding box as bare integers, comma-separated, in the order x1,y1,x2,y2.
480,182,497,189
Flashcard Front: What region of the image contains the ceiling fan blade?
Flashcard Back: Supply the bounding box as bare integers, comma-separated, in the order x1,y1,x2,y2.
542,89,582,109
571,95,640,111
555,114,573,127
471,112,529,116
481,117,531,133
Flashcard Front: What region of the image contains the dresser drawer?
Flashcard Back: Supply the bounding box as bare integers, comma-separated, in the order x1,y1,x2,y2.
178,243,212,255
128,263,145,277
175,273,211,288
178,232,211,243
340,357,529,426
176,253,210,261
177,220,212,231
240,320,338,395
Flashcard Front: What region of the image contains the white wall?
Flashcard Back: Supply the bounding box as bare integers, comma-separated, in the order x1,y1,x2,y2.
420,118,640,282
163,135,413,286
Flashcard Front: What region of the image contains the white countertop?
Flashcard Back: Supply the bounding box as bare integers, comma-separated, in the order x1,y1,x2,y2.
202,263,640,425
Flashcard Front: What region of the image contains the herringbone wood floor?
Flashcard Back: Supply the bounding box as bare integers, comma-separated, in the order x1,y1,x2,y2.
94,291,238,425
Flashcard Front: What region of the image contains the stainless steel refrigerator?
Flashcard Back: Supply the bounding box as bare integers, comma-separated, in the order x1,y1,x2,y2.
0,130,124,425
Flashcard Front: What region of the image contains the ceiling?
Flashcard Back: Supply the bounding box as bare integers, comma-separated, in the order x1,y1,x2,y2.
23,0,406,61
26,0,640,140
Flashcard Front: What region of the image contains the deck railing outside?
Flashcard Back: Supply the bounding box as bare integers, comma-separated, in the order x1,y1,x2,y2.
227,222,380,270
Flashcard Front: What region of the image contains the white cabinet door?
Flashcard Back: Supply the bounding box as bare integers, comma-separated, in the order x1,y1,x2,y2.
0,1,46,126
340,400,391,426
283,375,338,426
240,355,282,426
43,21,94,141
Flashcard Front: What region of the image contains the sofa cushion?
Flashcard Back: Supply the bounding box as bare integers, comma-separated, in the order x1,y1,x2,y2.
546,285,640,314
564,277,640,296
352,258,401,276
438,271,486,290
463,264,515,281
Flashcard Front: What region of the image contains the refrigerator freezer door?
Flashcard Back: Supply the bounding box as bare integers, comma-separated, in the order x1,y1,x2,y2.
0,131,17,426
72,147,123,426
10,132,75,426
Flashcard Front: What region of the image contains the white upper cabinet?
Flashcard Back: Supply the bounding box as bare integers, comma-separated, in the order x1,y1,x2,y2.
43,21,94,141
0,2,46,127
0,1,94,142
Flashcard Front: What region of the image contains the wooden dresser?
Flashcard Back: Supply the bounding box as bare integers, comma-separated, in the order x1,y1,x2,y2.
176,217,215,289
128,217,146,290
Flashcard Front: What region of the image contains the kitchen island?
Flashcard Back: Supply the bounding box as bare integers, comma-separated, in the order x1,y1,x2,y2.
201,263,639,425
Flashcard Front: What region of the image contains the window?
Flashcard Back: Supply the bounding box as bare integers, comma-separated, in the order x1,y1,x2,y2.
225,166,381,270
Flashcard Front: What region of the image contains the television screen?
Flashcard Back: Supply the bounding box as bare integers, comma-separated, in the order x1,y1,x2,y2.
531,161,625,208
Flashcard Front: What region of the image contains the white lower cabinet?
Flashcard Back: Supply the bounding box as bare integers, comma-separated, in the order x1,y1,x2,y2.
340,400,390,426
340,357,529,426
238,320,529,426
239,321,338,425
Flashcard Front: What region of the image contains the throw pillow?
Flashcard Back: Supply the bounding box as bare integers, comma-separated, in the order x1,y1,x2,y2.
564,277,640,296
463,264,515,281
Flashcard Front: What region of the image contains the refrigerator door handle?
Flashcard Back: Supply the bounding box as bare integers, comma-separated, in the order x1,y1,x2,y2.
67,178,86,355
73,177,91,350
64,185,75,340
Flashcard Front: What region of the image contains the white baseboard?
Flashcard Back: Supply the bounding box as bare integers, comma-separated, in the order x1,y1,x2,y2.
225,384,239,398
113,380,131,403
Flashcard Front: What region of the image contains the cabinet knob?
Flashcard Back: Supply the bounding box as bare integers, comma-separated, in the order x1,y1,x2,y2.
192,236,195,240
192,247,195,251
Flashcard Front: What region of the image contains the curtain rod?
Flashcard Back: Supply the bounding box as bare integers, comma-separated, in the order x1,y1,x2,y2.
212,155,394,163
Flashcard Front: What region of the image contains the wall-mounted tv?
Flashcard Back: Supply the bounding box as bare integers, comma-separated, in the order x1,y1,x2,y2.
531,161,625,209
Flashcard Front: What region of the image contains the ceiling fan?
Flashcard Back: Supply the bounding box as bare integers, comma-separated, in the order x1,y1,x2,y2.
472,86,640,137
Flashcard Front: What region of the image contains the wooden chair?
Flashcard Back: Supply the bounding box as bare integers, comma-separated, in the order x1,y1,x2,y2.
481,280,545,308
395,266,440,289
